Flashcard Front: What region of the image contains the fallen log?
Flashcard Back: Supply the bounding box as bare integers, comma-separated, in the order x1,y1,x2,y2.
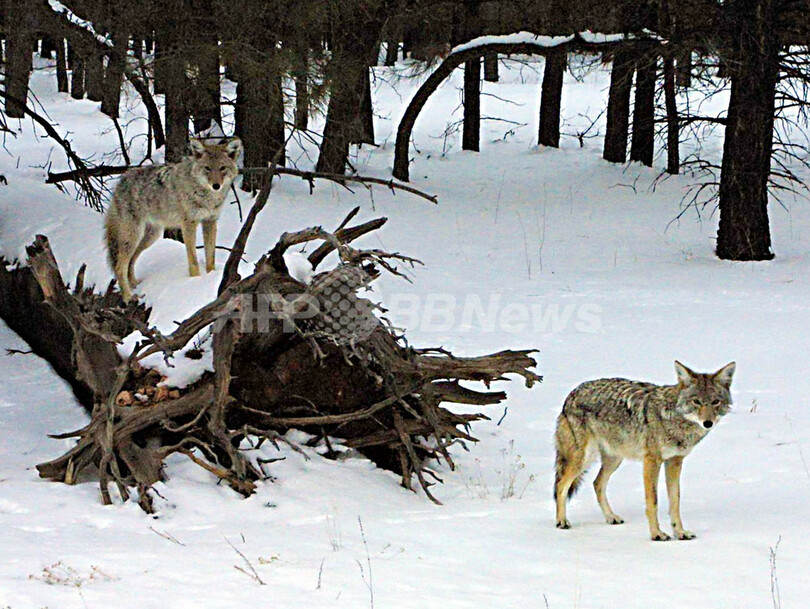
0,203,540,512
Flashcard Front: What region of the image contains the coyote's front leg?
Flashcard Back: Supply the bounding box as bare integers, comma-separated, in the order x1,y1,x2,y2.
181,220,201,277
643,453,670,541
202,219,217,273
665,457,696,540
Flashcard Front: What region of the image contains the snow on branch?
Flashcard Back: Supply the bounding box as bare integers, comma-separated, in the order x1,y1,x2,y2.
451,29,665,55
48,0,112,47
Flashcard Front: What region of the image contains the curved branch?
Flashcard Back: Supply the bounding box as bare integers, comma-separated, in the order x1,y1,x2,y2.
392,33,664,181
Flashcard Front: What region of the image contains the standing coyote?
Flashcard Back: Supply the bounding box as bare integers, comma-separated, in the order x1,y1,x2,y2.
105,137,242,301
554,361,735,540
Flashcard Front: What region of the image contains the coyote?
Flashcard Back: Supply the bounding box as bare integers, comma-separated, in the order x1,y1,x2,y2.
105,137,242,301
554,361,735,540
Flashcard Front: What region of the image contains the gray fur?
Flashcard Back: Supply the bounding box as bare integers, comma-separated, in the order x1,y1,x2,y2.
104,137,242,301
554,361,735,540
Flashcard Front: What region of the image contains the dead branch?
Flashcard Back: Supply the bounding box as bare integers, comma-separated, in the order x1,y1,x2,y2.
0,91,104,210
13,198,537,511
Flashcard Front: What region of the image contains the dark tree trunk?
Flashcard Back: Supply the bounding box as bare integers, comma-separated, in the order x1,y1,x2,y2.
101,31,128,119
603,49,634,164
663,56,679,174
716,0,778,261
316,7,386,173
538,49,566,148
676,50,692,88
484,53,499,82
164,45,190,163
630,57,656,167
234,80,245,140
192,32,221,134
55,38,69,93
354,68,375,146
462,58,481,152
40,35,58,59
238,54,286,192
294,72,309,131
385,40,399,66
69,47,86,99
317,65,366,172
289,36,310,131
153,39,169,96
317,56,378,172
3,1,35,118
85,50,105,102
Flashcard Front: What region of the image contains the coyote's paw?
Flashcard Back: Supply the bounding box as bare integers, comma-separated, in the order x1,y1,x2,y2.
651,531,672,541
675,530,696,540
555,519,572,530
606,515,625,525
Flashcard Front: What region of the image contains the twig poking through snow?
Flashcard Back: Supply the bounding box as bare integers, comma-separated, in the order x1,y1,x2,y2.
770,536,782,609
356,517,374,609
226,536,266,586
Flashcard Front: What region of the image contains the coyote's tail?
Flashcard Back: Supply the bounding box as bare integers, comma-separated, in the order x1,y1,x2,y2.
553,451,584,501
553,412,585,501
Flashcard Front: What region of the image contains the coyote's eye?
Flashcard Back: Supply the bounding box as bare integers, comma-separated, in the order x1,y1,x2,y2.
711,399,721,405
219,166,227,171
204,166,212,171
691,398,701,406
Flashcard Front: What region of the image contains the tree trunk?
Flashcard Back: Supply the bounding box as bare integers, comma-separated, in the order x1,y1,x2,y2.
153,39,169,96
603,49,634,164
484,53,499,82
192,32,222,134
69,47,85,99
385,40,399,66
317,60,372,172
676,50,692,88
55,38,69,93
164,44,190,163
630,57,656,167
3,0,35,118
40,35,58,59
101,31,128,119
316,8,385,174
538,49,566,148
294,72,309,131
85,50,105,102
354,68,375,146
238,53,286,192
716,0,778,261
462,58,481,152
663,56,679,174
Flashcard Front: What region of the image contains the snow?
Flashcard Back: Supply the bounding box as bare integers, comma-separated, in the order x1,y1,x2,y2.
451,30,664,55
452,32,575,54
2,52,810,608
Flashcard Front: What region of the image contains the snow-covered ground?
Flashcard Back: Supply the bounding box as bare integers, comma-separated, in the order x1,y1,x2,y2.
1,54,809,608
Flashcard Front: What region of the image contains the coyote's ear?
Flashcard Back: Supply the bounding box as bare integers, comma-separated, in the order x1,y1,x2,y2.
224,137,243,159
713,362,736,389
674,361,696,386
189,139,207,159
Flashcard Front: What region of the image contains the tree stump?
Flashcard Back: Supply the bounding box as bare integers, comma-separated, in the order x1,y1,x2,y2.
1,201,540,512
